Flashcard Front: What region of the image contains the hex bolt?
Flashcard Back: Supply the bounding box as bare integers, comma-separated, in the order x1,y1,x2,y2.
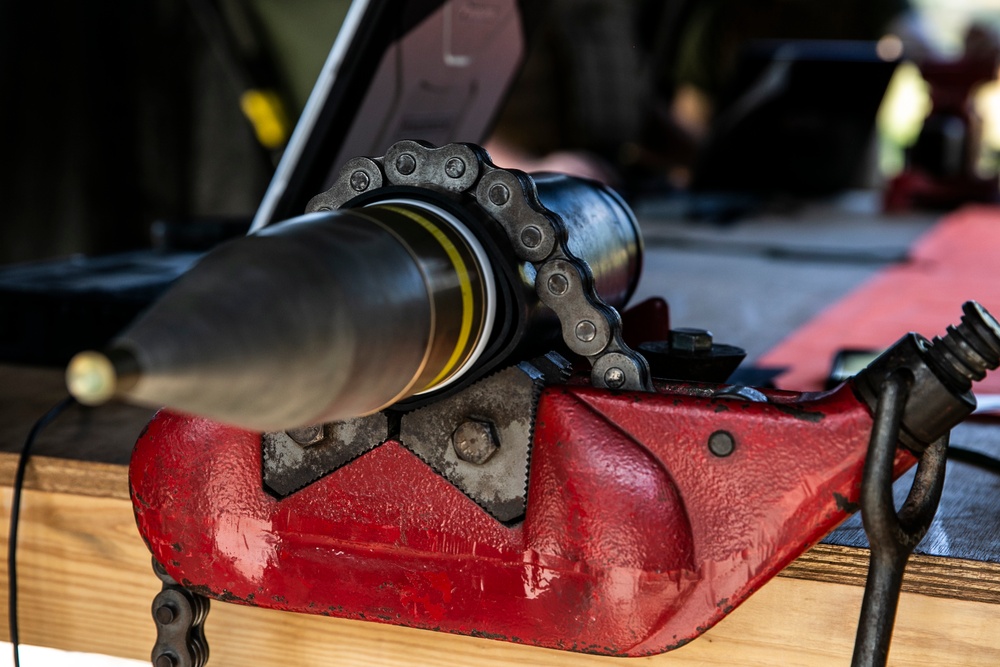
285,424,324,446
155,654,177,667
488,183,510,206
708,430,736,457
671,327,713,352
395,153,417,175
349,170,371,192
520,225,542,248
575,320,597,342
547,273,569,296
444,157,466,179
452,420,499,465
604,367,626,388
154,603,177,625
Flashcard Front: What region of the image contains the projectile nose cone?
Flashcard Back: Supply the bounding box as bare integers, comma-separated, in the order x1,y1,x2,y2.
66,351,117,405
66,348,139,406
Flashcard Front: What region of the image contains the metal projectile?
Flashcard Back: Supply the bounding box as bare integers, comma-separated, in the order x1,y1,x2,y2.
67,203,493,431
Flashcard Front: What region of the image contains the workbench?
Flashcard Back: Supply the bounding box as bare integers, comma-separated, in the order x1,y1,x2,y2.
2,194,998,665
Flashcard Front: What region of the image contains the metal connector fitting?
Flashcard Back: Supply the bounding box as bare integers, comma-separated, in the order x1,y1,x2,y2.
853,301,1000,453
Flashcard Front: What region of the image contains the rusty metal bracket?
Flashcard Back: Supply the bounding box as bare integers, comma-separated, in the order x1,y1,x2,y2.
851,371,948,667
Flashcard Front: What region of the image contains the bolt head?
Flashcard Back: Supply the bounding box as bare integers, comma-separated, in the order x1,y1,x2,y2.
395,153,417,175
671,327,713,352
603,367,626,388
546,273,569,296
488,183,510,206
349,170,371,192
708,430,735,457
575,320,597,342
444,157,467,178
286,425,324,446
154,603,176,625
452,420,499,465
520,225,542,248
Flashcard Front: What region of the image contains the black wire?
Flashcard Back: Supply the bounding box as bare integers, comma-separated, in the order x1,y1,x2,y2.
947,445,1000,474
8,396,75,667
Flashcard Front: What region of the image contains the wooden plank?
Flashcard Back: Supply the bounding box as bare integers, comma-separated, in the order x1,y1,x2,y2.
0,453,129,500
0,486,997,666
786,543,1000,606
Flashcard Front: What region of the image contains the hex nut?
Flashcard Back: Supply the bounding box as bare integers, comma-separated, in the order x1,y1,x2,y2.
671,327,713,352
452,420,499,464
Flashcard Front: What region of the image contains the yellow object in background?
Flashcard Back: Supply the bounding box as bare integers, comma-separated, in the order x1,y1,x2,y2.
239,89,290,149
876,61,932,176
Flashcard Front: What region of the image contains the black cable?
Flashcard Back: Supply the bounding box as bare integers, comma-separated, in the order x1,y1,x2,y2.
8,396,75,667
947,444,1000,474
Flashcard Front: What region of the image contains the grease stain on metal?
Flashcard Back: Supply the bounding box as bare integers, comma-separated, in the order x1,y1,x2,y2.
771,403,825,422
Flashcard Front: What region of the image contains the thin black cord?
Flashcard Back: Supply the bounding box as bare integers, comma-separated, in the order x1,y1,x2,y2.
8,396,75,667
947,445,1000,474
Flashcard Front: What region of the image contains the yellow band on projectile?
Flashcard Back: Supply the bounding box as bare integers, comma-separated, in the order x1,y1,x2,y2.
382,205,477,389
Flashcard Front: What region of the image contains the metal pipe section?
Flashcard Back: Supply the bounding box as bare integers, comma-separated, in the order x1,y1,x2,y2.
532,173,642,308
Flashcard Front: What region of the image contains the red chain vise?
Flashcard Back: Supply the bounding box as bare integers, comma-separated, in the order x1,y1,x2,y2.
66,142,1000,661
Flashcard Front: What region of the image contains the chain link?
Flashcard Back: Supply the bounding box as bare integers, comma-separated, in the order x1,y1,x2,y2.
308,140,652,392
151,559,210,667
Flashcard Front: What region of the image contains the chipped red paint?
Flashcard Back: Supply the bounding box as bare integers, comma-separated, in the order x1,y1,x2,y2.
130,380,914,656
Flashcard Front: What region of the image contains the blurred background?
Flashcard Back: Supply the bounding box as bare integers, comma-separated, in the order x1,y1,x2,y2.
0,0,998,262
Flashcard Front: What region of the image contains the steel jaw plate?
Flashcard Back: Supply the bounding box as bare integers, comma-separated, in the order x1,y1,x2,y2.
261,353,569,521
262,415,389,497
398,357,562,522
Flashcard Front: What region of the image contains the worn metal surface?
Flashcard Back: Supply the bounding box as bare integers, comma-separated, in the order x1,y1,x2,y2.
399,361,554,521
262,413,389,498
78,141,646,431
851,373,948,667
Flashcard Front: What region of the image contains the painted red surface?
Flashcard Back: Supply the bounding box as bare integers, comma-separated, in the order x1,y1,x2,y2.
130,380,913,655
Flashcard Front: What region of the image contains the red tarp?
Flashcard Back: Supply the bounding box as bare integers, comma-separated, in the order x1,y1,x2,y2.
760,205,1000,393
